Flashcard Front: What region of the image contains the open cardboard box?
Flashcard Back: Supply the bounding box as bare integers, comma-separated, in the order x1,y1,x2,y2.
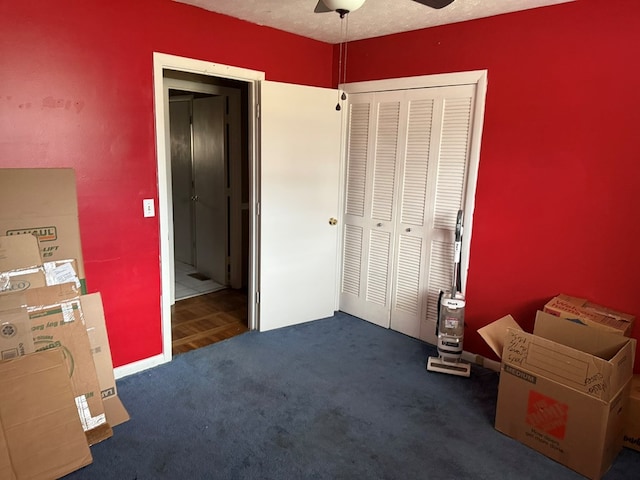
479,311,636,480
624,375,640,452
544,294,635,337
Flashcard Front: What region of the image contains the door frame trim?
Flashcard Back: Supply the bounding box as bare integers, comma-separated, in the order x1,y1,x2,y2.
152,52,264,369
340,70,488,296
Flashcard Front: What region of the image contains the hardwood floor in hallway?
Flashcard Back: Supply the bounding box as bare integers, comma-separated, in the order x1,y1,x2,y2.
171,288,249,355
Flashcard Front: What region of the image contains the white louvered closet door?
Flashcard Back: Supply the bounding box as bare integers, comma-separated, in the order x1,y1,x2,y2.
340,84,477,343
341,92,403,328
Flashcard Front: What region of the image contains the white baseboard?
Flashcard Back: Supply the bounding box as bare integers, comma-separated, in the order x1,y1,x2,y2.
460,350,481,364
481,357,501,372
114,353,170,380
460,350,501,372
114,343,502,381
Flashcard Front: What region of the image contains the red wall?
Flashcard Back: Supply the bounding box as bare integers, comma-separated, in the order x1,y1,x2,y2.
3,0,639,371
344,0,640,367
0,0,333,366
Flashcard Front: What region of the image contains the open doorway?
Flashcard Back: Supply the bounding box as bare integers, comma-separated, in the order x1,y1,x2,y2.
164,70,251,355
151,53,343,374
152,54,263,370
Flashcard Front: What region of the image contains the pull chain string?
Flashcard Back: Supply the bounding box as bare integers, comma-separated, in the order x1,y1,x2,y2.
336,13,349,110
336,14,346,110
342,14,349,93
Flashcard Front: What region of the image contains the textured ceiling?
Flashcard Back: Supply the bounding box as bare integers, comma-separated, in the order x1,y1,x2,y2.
173,0,575,43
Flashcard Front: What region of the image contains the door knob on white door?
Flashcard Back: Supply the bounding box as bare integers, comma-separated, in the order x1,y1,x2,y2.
329,217,338,225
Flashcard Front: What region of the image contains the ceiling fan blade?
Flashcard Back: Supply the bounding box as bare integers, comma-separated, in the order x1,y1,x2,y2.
411,0,455,9
314,0,333,13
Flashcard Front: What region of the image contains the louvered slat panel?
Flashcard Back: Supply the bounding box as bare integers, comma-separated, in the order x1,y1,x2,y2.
433,97,472,230
341,225,363,296
345,103,370,217
366,229,391,306
371,102,400,222
394,235,423,314
425,239,455,328
401,99,434,226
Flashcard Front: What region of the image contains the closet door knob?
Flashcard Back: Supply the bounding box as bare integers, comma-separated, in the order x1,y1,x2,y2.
406,228,411,232
377,223,383,227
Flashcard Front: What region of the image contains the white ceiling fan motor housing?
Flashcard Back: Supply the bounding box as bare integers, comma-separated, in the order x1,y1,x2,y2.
322,0,366,13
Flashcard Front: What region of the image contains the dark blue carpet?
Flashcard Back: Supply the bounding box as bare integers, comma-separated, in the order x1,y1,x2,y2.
63,313,639,479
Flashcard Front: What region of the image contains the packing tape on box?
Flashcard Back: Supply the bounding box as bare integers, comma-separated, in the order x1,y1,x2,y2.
75,394,107,431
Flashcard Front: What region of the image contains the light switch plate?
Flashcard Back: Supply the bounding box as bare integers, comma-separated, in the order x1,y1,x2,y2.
143,199,155,218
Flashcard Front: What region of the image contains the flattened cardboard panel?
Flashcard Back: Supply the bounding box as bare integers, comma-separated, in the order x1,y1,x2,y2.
103,396,130,428
81,293,130,427
26,285,110,443
0,168,86,289
84,422,114,446
0,268,46,295
0,234,46,295
0,307,34,360
1,283,112,444
43,258,80,289
0,234,42,271
0,348,92,480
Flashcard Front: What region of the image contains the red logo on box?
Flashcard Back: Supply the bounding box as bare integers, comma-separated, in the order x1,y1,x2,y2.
526,390,568,440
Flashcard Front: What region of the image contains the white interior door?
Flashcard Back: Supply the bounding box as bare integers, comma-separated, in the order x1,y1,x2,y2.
340,93,402,328
259,81,341,331
391,86,476,341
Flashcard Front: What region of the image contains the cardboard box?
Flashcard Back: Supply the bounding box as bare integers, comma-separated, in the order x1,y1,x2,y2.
484,311,636,480
0,234,46,295
1,236,81,296
0,348,93,480
0,307,35,360
81,293,130,427
0,283,112,445
477,314,522,356
0,168,86,292
624,375,640,452
544,294,635,337
0,234,41,271
43,258,81,289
